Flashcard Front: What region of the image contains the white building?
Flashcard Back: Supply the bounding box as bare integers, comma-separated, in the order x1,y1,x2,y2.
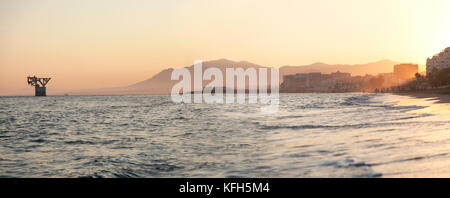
426,47,450,76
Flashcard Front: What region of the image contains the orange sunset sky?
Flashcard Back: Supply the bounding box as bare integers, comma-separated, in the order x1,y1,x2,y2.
1,0,450,95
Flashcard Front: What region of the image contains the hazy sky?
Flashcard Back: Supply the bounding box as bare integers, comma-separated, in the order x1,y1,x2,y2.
1,0,450,93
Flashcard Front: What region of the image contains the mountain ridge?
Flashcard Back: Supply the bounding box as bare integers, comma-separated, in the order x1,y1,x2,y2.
59,58,401,95
132,59,399,87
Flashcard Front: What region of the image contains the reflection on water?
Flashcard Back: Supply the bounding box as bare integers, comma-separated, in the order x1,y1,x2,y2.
0,93,449,177
401,98,450,116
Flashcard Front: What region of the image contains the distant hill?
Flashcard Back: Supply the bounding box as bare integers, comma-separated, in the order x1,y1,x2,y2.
279,60,399,77
127,59,267,94
63,59,400,95
126,59,399,93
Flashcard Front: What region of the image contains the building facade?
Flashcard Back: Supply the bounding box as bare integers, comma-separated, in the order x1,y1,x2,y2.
426,47,450,76
280,71,360,92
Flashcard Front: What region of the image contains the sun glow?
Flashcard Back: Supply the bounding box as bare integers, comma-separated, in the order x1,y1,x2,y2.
1,0,450,94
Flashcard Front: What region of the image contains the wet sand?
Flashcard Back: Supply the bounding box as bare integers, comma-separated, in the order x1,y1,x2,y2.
394,88,450,103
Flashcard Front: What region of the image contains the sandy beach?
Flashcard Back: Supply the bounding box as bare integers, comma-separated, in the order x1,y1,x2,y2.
394,88,450,103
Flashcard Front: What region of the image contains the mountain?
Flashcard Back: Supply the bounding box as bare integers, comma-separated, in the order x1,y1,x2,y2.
279,60,399,77
60,59,400,95
126,59,399,94
127,59,267,94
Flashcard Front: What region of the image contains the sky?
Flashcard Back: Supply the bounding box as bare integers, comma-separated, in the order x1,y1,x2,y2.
1,0,450,94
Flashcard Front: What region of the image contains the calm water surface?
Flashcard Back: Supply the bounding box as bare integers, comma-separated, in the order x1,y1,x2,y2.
1,93,450,177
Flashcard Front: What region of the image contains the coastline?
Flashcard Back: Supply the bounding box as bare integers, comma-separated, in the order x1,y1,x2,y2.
393,88,450,103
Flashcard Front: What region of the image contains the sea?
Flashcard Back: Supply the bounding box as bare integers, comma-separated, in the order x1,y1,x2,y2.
1,93,450,177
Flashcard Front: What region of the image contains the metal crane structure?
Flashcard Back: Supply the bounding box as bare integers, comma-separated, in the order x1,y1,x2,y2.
27,76,51,96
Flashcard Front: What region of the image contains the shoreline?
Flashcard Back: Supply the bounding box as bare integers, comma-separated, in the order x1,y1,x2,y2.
392,88,450,103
